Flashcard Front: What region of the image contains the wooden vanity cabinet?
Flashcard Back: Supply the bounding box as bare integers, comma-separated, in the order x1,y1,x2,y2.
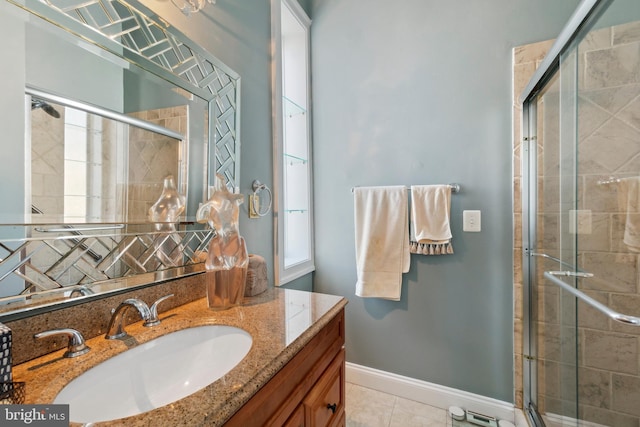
302,347,345,427
282,405,305,427
225,309,345,427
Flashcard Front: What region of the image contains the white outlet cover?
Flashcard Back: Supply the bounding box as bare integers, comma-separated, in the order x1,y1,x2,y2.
463,210,481,232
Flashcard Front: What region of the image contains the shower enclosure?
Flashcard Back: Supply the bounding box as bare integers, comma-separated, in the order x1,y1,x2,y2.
521,0,640,426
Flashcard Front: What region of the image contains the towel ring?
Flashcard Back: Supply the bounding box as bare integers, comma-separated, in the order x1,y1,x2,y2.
251,180,272,217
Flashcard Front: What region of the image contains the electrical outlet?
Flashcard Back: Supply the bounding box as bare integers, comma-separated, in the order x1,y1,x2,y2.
249,194,259,219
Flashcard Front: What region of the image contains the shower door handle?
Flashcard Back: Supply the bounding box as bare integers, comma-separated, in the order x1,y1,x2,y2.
530,252,589,273
544,271,640,326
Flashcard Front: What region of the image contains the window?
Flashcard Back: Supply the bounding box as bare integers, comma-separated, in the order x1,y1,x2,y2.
63,108,90,220
272,0,314,285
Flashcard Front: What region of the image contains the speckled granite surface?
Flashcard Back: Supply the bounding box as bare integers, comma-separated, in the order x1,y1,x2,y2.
13,288,347,426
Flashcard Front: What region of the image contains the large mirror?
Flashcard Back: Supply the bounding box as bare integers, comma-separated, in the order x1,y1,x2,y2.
0,0,241,319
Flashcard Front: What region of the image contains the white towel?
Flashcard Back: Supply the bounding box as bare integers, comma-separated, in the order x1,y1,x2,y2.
409,185,454,255
353,186,410,301
617,177,640,252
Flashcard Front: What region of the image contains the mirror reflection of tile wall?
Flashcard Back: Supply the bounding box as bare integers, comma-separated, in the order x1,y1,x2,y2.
28,104,187,289
31,108,65,218
30,104,186,224
127,106,186,223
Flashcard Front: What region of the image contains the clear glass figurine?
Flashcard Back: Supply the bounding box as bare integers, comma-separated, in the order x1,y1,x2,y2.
197,174,248,309
148,175,186,266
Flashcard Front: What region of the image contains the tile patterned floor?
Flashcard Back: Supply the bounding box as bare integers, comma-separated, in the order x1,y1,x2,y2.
346,382,455,427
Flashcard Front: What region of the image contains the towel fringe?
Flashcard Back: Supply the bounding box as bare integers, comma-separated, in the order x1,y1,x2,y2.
410,241,454,256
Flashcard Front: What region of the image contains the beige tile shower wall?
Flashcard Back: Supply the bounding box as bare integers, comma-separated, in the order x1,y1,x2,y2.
30,108,81,289
127,106,187,223
98,117,124,222
513,38,555,410
31,108,65,218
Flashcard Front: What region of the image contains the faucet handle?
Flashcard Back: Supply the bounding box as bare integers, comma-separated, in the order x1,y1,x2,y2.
144,294,174,327
35,328,90,358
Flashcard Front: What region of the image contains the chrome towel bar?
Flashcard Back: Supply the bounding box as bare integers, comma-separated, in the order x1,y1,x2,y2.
34,224,125,233
351,183,461,193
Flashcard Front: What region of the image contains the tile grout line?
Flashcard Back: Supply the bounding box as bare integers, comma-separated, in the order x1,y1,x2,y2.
386,395,398,427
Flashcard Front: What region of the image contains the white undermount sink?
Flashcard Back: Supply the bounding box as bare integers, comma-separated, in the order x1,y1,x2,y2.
54,325,252,423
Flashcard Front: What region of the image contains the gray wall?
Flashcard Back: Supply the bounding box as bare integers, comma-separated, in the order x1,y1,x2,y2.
309,0,579,402
296,0,313,16
0,3,28,296
0,3,125,222
26,23,124,111
0,3,27,224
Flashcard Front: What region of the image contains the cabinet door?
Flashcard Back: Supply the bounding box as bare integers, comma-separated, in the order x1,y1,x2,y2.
283,404,305,427
303,349,345,427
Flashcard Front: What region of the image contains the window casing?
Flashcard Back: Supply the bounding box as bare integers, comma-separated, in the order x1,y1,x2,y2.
272,0,314,285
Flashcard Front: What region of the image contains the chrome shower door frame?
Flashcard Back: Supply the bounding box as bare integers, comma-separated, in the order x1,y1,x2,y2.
521,100,541,426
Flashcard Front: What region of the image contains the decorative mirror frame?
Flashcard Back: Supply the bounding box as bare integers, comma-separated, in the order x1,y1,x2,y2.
9,0,242,191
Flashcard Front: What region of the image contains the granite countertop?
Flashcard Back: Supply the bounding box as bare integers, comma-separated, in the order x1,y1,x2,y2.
13,288,347,426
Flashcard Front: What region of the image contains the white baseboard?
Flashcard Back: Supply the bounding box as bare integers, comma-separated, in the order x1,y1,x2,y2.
346,362,529,426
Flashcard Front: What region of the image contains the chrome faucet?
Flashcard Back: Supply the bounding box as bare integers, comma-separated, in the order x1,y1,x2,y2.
34,328,90,358
105,298,152,340
145,294,174,327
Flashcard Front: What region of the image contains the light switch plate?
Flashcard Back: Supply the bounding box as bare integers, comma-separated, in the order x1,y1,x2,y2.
463,210,481,232
249,195,259,219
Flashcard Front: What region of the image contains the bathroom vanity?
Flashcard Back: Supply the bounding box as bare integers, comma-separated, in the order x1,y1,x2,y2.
11,288,347,426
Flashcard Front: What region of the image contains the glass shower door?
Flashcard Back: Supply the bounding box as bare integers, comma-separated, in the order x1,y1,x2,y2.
524,1,640,425
569,6,640,424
